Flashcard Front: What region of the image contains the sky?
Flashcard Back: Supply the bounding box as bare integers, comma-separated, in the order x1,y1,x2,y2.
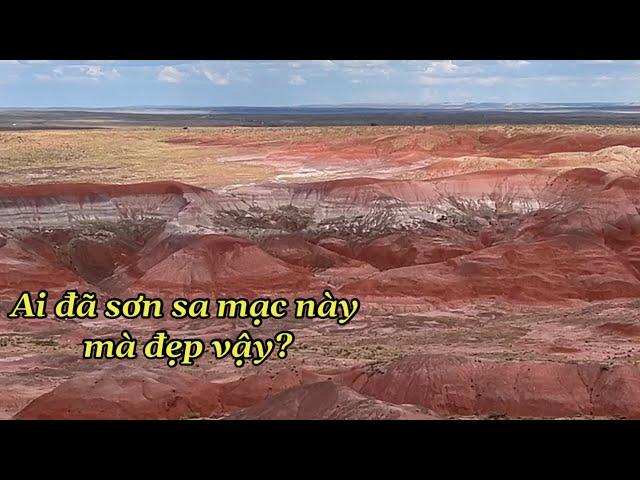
0,60,638,107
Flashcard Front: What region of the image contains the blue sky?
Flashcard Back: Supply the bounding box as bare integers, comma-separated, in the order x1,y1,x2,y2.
0,60,638,107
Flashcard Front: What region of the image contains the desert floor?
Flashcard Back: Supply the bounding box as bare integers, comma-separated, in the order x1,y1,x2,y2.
3,125,640,419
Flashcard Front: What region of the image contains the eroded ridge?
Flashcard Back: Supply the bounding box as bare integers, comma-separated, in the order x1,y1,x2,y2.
4,125,640,419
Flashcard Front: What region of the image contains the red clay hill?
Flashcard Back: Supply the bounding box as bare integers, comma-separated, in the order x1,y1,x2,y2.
5,126,640,419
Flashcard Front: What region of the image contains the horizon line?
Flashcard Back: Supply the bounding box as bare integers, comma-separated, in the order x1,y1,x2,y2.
2,101,640,110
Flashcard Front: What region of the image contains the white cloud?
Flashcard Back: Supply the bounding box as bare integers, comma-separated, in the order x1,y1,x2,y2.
34,66,100,83
417,74,502,86
341,60,393,78
592,75,613,87
187,64,236,85
32,65,121,82
199,68,230,85
425,60,459,74
285,60,392,77
188,63,252,84
158,66,186,83
288,74,306,85
313,60,337,70
10,60,640,106
82,65,120,79
498,60,530,68
84,65,104,77
417,61,466,84
340,60,390,70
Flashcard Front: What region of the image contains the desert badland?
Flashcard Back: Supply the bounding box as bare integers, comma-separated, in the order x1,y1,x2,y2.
4,121,640,419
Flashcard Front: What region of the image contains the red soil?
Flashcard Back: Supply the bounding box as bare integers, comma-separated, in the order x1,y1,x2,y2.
597,322,640,338
166,130,640,166
19,354,640,420
354,231,475,270
341,235,640,304
0,180,203,201
7,126,640,419
14,365,226,420
468,132,640,158
226,381,436,420
129,235,324,297
425,131,640,159
259,234,365,270
316,238,357,258
338,354,640,418
0,238,91,300
259,234,379,286
97,233,200,294
14,365,326,420
13,360,438,420
66,238,140,285
285,168,559,208
218,367,325,411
